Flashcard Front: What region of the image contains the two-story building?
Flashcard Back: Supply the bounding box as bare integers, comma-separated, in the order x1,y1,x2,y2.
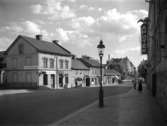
5,35,73,89
103,69,121,85
70,57,89,87
79,56,101,87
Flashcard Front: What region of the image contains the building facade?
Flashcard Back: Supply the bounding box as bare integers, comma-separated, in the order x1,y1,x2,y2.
5,35,72,89
145,0,167,114
103,69,121,85
106,57,136,77
80,56,101,87
70,58,89,87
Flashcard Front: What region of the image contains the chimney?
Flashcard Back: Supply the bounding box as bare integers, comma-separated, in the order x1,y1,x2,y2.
36,34,42,40
52,40,59,44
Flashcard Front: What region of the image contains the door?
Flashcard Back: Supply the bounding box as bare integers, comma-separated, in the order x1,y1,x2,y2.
51,74,55,88
152,73,157,96
86,77,90,87
43,74,48,85
59,74,63,87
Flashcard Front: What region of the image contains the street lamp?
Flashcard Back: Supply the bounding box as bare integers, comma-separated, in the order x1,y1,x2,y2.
97,40,105,108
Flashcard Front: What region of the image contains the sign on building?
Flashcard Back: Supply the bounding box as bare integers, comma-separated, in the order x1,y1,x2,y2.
141,23,148,54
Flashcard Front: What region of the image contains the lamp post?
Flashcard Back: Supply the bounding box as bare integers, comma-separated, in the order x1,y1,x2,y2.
97,40,105,108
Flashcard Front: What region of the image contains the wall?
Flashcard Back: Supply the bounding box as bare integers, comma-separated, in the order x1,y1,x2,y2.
69,69,89,87
6,38,38,88
38,53,72,88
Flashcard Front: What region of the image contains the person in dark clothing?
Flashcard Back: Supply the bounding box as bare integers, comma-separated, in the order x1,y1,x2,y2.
138,79,143,92
132,79,136,89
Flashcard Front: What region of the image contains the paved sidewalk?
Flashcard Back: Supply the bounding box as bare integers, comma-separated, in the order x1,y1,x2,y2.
0,89,30,96
51,87,167,126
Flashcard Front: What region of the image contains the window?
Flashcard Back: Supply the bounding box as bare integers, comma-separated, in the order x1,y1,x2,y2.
13,58,17,67
43,57,48,68
13,72,17,82
50,58,54,68
25,57,31,66
26,72,31,82
18,44,24,54
65,60,69,69
59,59,63,69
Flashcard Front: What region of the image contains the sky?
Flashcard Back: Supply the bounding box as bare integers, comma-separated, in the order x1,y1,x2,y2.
0,0,148,66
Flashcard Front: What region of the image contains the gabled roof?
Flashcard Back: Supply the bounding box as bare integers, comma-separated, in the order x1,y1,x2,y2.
71,58,89,70
6,35,72,56
79,57,100,68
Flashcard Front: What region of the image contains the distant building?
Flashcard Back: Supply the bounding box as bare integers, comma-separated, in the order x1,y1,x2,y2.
70,57,89,87
106,57,136,77
103,69,121,85
5,35,73,89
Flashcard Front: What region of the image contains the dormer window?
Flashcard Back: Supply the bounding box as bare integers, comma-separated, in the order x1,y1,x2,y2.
18,44,24,54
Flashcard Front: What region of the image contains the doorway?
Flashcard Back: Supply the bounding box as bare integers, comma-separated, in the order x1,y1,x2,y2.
59,74,63,87
43,74,48,85
86,77,90,87
152,73,157,97
51,74,55,88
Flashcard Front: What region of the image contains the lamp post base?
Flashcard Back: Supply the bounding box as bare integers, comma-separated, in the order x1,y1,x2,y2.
99,87,104,108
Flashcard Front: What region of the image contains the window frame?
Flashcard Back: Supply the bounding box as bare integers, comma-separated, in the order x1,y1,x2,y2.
59,59,64,69
43,57,48,68
65,60,69,69
50,58,54,68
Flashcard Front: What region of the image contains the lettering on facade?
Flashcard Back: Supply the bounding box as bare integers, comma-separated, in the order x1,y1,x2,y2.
141,23,148,54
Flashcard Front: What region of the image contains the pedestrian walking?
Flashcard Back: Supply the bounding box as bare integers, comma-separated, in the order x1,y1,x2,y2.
132,79,136,89
138,79,143,92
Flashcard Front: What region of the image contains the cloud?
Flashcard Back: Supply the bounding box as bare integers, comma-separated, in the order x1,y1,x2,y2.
51,27,92,48
94,8,145,35
31,4,42,14
31,0,76,20
0,37,11,51
0,20,55,42
23,21,41,34
72,16,95,29
56,28,70,41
